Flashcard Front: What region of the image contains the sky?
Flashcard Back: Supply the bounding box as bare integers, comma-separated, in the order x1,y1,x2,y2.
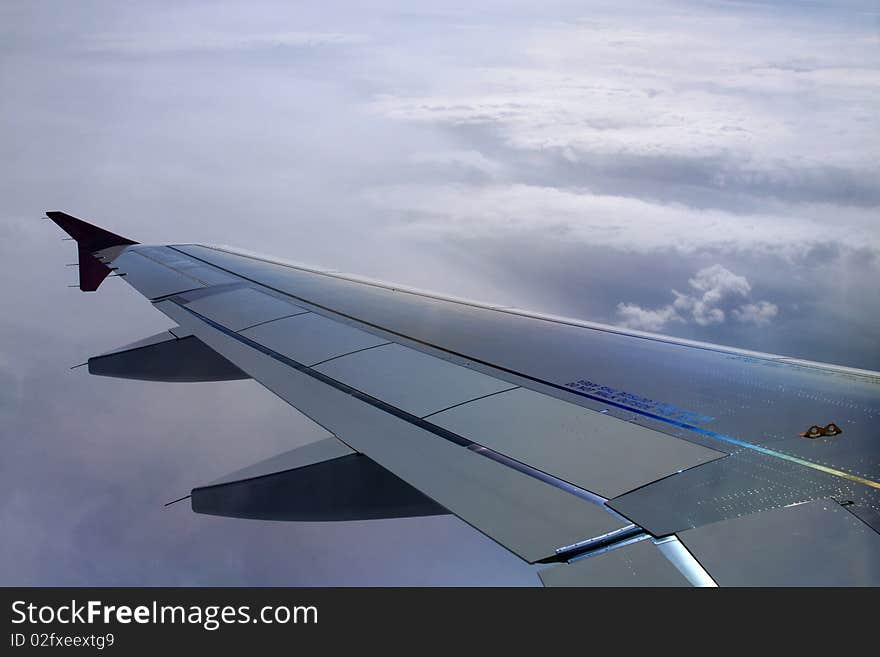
1,0,878,585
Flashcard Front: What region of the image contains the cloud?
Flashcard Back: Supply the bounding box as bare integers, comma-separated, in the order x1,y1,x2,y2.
370,7,880,213
615,302,682,332
409,150,503,179
615,264,777,330
733,301,779,327
87,31,366,55
2,0,878,587
366,183,879,258
677,264,751,326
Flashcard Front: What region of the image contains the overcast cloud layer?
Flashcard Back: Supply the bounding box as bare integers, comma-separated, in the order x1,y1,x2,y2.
1,0,878,585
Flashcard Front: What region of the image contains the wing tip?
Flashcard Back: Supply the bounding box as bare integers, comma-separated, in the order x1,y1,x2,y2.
46,210,138,250
47,210,137,292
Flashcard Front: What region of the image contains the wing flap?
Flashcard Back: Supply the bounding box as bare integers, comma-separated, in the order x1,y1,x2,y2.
178,286,308,331
313,343,517,418
155,298,629,562
430,387,724,498
241,313,389,367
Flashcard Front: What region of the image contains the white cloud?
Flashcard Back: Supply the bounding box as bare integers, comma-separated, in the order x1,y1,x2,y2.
409,150,503,178
369,5,880,217
87,31,366,55
365,183,879,257
670,290,724,327
688,265,750,298
733,301,779,326
615,264,778,331
616,302,682,332
356,5,880,265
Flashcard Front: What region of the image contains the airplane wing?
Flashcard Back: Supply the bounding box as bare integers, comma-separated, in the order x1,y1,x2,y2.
47,211,880,586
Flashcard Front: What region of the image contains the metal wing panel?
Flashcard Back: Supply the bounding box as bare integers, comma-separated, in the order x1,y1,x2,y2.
154,299,628,562
240,313,389,366
429,387,724,498
180,265,242,286
676,499,880,586
110,250,207,299
170,244,880,527
313,343,517,418
180,287,308,332
173,245,880,427
607,448,857,536
125,248,721,505
161,273,721,504
131,245,207,269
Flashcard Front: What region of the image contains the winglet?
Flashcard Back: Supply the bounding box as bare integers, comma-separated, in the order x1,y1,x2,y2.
46,211,138,291
46,211,137,251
